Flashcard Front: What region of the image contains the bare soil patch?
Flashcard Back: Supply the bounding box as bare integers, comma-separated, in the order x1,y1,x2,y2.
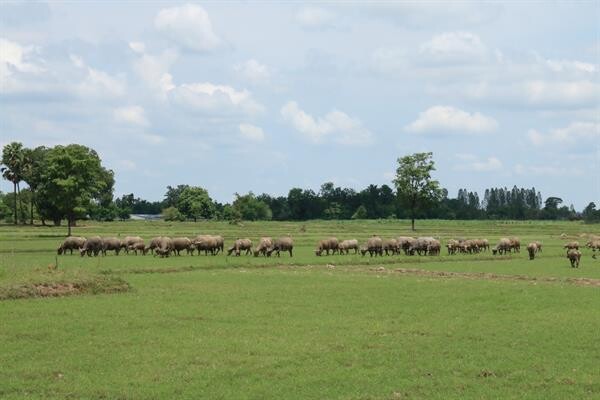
0,276,131,300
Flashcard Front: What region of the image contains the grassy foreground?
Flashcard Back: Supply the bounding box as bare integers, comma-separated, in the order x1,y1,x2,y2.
1,219,599,399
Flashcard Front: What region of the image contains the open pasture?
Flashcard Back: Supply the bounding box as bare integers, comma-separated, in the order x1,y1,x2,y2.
1,220,599,399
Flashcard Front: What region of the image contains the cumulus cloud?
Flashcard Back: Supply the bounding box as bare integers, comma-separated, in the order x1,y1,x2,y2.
0,38,43,77
0,38,45,93
455,154,503,172
234,59,270,84
406,106,498,134
128,41,146,54
155,4,220,51
239,123,265,142
420,31,488,64
70,54,125,98
296,7,336,29
131,47,177,96
281,101,373,145
114,105,148,126
528,122,600,147
171,82,263,116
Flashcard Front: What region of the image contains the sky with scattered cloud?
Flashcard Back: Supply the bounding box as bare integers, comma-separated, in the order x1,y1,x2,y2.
1,1,598,209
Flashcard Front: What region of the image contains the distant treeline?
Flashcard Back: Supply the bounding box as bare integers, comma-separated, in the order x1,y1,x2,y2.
111,183,599,223
1,142,599,227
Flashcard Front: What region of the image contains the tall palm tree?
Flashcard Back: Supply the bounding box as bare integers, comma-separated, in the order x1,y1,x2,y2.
1,142,25,225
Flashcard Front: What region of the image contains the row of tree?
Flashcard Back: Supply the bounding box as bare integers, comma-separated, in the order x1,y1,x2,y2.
2,143,599,234
1,142,114,235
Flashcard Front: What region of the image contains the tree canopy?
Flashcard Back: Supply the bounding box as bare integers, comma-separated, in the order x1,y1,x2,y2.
394,152,443,230
37,144,114,235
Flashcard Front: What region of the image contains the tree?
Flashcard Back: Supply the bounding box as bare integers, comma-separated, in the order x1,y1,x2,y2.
1,142,26,224
393,152,443,231
162,206,184,221
351,205,368,219
37,144,114,236
22,146,49,224
164,185,190,208
232,192,272,221
542,197,563,220
177,186,215,221
582,202,600,223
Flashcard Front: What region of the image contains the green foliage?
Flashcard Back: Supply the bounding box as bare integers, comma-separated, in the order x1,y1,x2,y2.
394,152,443,230
232,192,272,221
36,144,114,233
177,186,215,221
162,206,185,221
0,191,12,221
1,141,26,224
582,202,600,223
323,202,342,219
351,205,368,219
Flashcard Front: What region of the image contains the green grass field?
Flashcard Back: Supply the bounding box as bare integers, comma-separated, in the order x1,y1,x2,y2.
1,219,599,399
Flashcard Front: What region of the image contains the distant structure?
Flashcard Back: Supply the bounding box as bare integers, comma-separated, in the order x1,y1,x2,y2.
130,214,162,221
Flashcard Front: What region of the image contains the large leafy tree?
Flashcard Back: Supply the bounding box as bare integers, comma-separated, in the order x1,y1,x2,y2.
37,144,114,235
393,152,443,231
1,142,26,224
177,186,215,221
232,192,272,221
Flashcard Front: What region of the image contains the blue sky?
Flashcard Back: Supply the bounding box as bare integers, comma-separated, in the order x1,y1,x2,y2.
1,1,598,209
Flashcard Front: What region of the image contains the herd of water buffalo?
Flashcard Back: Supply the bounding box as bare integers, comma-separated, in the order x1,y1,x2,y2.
57,233,600,267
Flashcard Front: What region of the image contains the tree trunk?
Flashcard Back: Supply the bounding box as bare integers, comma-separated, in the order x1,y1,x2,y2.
12,182,17,225
67,217,72,236
17,182,25,224
30,193,34,225
411,198,416,231
53,218,61,226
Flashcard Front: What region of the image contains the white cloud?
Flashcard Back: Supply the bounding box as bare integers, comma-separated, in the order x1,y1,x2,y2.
239,123,265,142
69,54,84,68
296,7,335,29
420,31,487,63
114,105,148,126
234,59,270,84
0,38,44,93
0,38,43,78
281,101,373,145
128,41,146,54
406,106,498,134
523,80,599,108
132,48,177,96
155,4,220,51
70,54,125,98
171,82,263,116
545,59,597,74
528,122,600,146
455,155,503,172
